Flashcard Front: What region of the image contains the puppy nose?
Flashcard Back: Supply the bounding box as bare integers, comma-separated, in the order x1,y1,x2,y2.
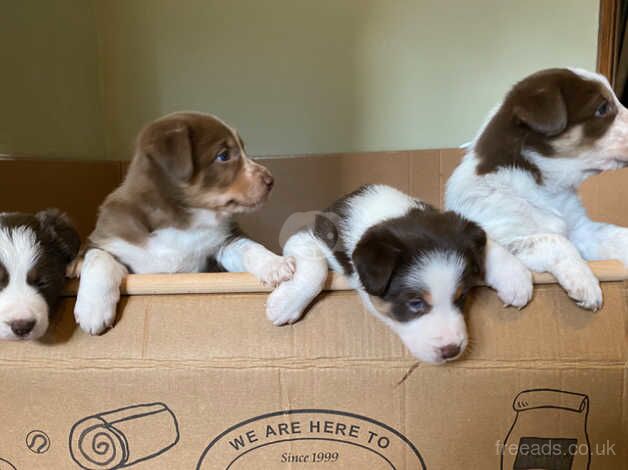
263,173,274,190
10,319,36,337
439,343,461,360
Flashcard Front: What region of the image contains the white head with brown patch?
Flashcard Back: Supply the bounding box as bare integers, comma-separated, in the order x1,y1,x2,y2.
136,111,274,215
352,210,487,364
0,211,80,341
474,68,628,187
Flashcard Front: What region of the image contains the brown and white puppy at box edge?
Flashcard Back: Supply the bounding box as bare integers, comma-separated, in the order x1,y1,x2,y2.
266,184,533,364
0,210,80,340
71,111,296,335
446,68,628,311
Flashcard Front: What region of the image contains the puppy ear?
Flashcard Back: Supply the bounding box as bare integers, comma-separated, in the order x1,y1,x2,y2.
461,218,487,277
353,231,400,296
139,119,194,181
36,209,81,264
514,86,567,136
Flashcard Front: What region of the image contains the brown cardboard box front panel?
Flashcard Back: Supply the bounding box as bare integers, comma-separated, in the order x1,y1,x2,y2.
0,280,625,470
0,159,123,239
0,365,623,469
0,364,624,469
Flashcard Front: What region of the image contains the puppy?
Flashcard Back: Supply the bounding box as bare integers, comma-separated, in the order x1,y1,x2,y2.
266,185,532,364
446,68,628,311
0,210,80,340
74,111,295,335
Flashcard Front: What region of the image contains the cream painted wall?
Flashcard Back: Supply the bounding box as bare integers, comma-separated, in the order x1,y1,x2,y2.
0,0,600,159
0,1,104,159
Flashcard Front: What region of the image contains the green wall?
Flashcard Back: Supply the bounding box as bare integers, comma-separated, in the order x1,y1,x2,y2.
0,0,104,159
0,0,600,159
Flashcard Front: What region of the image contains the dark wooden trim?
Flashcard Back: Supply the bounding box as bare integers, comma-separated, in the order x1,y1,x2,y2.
597,0,620,84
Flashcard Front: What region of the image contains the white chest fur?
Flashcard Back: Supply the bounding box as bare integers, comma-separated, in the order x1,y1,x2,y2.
102,210,232,274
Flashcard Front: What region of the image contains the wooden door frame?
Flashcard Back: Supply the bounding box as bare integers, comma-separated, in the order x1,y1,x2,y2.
598,0,620,83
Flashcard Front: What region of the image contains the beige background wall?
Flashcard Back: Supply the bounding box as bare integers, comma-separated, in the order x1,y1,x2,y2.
0,0,600,160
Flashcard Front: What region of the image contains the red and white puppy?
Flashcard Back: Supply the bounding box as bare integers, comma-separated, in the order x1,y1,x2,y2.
446,68,628,310
74,112,295,334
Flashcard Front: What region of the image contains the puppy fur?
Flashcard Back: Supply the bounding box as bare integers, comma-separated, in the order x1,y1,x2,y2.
267,184,532,364
446,68,628,311
0,210,80,340
74,111,295,334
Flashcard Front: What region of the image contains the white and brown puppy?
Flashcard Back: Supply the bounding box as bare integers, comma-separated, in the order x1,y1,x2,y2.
267,185,532,364
446,68,628,311
0,210,80,340
74,111,295,335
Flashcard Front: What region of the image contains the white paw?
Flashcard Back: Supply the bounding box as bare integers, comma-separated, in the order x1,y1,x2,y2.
257,255,296,288
562,272,603,312
266,283,307,325
492,262,533,309
74,296,117,335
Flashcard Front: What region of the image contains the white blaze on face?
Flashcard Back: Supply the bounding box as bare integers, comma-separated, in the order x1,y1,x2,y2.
0,226,48,340
568,68,628,166
397,251,468,364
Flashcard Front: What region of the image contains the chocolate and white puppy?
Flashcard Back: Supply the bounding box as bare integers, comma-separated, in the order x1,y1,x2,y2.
267,185,532,364
446,68,628,311
74,111,295,335
0,210,80,340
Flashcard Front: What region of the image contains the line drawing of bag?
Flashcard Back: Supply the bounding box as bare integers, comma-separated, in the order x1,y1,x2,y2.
69,402,179,470
500,389,590,470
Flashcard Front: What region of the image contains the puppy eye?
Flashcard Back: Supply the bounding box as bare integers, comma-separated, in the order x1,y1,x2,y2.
595,100,610,117
216,150,231,162
408,298,427,311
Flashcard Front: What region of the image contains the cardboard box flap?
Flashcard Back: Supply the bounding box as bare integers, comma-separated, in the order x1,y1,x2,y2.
0,262,625,366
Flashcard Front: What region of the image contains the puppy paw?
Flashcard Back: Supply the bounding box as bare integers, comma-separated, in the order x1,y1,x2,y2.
74,297,117,335
257,255,296,288
66,255,83,278
266,282,306,325
490,261,533,309
563,274,603,312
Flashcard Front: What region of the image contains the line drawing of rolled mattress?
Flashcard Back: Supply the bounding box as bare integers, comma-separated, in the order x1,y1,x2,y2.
69,402,179,470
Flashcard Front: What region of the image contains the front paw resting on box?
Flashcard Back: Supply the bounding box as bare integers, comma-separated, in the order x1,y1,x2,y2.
73,248,127,335
560,266,603,311
485,240,533,308
266,281,308,325
254,255,296,287
491,261,533,308
74,295,118,335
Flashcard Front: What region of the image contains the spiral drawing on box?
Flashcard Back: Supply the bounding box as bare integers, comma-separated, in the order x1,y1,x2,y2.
69,402,179,470
500,389,590,470
0,458,16,470
26,429,51,454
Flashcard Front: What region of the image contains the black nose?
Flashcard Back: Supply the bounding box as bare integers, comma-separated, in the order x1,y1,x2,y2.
440,343,461,360
10,319,36,337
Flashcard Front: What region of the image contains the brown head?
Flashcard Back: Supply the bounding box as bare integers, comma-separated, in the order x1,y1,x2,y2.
475,68,628,185
135,111,274,214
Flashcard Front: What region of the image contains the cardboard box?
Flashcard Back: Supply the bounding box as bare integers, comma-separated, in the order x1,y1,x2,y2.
0,151,626,469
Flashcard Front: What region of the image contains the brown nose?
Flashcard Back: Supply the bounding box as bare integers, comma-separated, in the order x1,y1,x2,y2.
263,173,274,190
10,319,36,337
439,344,461,360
